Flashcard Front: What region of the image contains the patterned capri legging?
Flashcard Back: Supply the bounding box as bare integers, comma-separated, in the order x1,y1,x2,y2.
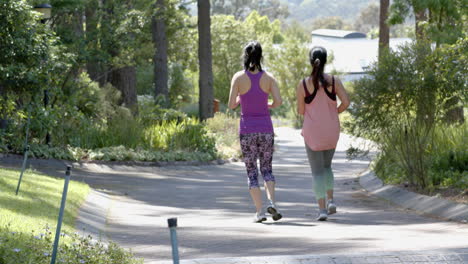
240,133,275,189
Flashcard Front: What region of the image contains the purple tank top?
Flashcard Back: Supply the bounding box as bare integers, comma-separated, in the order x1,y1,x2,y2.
239,70,274,134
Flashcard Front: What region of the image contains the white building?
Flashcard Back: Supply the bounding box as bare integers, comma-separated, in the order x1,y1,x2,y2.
311,29,412,82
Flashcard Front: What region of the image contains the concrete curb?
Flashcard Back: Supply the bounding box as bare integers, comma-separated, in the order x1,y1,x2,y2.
147,249,468,264
359,169,468,223
75,189,112,241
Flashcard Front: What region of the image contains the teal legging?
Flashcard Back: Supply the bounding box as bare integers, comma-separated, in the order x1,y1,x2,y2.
305,144,335,201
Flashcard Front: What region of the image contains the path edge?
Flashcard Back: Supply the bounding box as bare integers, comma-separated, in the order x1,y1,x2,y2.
359,169,468,223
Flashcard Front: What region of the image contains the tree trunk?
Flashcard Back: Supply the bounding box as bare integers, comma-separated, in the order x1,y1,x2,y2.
378,0,390,60
85,0,102,83
0,84,7,131
152,0,169,105
99,0,114,87
111,66,138,115
198,0,214,120
415,8,427,42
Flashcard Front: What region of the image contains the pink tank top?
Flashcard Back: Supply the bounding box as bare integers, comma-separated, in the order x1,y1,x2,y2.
301,76,340,151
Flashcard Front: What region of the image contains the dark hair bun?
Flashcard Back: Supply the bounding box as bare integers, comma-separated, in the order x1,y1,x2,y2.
244,41,263,71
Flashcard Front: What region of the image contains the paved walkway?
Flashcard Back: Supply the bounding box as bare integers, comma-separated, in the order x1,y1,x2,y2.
1,127,467,264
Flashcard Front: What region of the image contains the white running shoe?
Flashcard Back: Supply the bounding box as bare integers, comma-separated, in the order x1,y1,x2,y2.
253,211,267,223
267,201,283,221
317,209,328,221
327,200,337,215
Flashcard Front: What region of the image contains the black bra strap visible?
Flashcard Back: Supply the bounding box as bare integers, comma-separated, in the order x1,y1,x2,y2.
303,78,318,104
332,76,335,94
323,75,337,101
303,78,310,96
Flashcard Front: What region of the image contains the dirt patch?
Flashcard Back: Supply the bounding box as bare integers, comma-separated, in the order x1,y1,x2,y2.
399,184,468,205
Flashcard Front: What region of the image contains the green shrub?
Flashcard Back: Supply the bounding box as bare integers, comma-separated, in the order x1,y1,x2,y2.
349,39,467,190
179,103,199,117
139,100,188,126
0,225,143,264
428,124,468,189
374,123,468,189
88,147,214,162
144,118,216,155
205,112,241,159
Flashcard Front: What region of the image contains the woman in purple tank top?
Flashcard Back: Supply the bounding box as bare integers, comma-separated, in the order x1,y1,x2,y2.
228,41,283,223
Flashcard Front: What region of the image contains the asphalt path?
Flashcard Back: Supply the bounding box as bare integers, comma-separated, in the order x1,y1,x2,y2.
2,127,467,263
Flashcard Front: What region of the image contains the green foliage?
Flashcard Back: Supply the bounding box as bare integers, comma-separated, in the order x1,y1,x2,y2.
88,146,214,162
168,63,194,108
211,15,250,104
212,0,289,20
0,0,50,96
354,2,379,34
144,118,217,155
0,225,143,264
211,11,285,104
0,167,139,264
347,40,466,139
374,124,468,189
351,39,467,189
0,167,89,235
268,33,309,126
205,112,241,159
310,16,352,30
243,11,285,44
292,0,378,23
139,99,188,125
389,0,467,45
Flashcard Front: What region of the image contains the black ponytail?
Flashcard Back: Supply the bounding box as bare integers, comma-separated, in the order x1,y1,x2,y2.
243,41,263,72
309,46,328,90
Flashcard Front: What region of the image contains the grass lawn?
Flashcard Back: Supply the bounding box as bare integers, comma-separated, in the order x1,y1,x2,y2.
0,168,143,264
0,167,90,234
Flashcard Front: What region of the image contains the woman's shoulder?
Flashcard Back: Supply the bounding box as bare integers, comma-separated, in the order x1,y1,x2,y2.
262,70,277,82
232,70,246,81
324,73,341,82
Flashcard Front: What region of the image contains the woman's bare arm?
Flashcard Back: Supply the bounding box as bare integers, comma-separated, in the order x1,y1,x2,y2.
296,80,305,115
335,77,350,113
268,76,282,109
228,73,241,109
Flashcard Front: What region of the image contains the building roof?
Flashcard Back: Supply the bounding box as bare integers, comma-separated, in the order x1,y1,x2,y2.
311,29,367,39
310,37,412,74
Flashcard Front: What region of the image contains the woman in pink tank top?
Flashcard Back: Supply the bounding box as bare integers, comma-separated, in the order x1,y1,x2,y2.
228,41,283,223
296,46,350,221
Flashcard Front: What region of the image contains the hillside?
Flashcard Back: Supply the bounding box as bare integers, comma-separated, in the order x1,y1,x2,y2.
285,0,378,23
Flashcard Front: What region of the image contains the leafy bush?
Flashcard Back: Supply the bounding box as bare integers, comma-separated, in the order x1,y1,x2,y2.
88,146,214,162
205,112,241,159
350,39,467,189
139,100,188,126
0,225,142,264
144,118,216,155
428,124,468,189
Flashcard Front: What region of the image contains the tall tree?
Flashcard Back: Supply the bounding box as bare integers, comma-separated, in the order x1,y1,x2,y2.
85,0,101,83
198,0,214,120
152,0,169,105
378,0,390,60
212,0,288,20
354,3,379,34
389,0,467,45
389,0,467,123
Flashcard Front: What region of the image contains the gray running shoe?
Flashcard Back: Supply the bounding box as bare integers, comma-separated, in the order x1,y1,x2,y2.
253,211,267,223
267,201,282,221
327,200,337,215
317,209,328,221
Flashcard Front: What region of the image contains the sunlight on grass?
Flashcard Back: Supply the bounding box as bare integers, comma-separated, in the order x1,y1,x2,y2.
0,168,90,234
